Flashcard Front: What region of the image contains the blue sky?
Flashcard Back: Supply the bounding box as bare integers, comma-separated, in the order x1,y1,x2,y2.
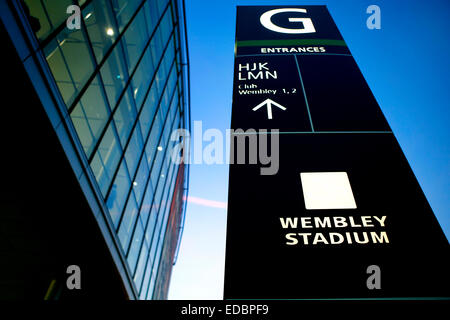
169,0,450,299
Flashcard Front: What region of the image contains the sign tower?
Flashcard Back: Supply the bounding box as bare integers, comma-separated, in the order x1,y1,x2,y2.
225,5,450,300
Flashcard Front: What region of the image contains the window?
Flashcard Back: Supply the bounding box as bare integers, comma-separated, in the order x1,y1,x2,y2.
149,103,177,189
122,8,150,74
147,169,175,263
131,47,154,111
147,271,157,299
127,220,144,273
114,88,137,147
163,37,175,76
149,26,163,67
143,0,160,35
159,65,177,120
90,123,122,195
106,160,131,227
144,207,158,248
70,76,110,157
140,256,154,299
111,0,143,33
150,143,165,189
134,242,149,289
124,124,144,177
167,91,180,127
118,192,139,252
145,109,164,167
139,84,159,138
45,27,96,107
42,0,73,30
149,217,162,268
83,0,118,64
100,41,129,110
133,157,150,205
159,5,173,45
139,181,155,227
153,57,167,97
24,0,73,41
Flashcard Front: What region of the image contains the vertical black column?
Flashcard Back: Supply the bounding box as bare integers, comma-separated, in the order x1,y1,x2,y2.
224,5,450,300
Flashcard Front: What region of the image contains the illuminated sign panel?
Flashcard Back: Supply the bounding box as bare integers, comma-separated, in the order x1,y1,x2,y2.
224,5,450,299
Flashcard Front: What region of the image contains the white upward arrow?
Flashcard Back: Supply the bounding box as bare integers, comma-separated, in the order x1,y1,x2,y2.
252,98,286,120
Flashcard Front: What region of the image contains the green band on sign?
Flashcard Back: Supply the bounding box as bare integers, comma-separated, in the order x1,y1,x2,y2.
236,39,347,47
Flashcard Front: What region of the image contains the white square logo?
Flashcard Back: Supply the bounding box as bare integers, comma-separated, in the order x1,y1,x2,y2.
300,172,357,210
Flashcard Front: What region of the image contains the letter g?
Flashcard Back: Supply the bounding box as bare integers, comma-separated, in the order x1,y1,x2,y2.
260,8,316,34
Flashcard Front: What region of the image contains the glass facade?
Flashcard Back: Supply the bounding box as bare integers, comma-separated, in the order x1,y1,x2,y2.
3,0,189,299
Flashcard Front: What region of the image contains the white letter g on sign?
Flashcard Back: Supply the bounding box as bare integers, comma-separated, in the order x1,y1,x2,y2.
260,8,316,34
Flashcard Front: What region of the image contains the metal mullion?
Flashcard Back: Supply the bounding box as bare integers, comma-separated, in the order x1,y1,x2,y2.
175,55,183,114
85,8,175,166
48,1,91,104
168,0,176,26
101,22,175,164
147,157,180,298
107,0,131,81
144,65,179,179
179,0,191,136
175,35,188,131
55,36,83,108
102,34,178,207
70,0,129,175
86,1,129,161
141,101,182,258
78,3,114,116
119,58,178,254
136,117,181,294
171,0,191,267
115,56,177,235
135,94,179,246
181,87,186,128
137,243,153,295
134,157,176,289
130,219,149,283
85,39,130,161
130,137,177,289
127,73,180,278
98,31,176,194
74,101,98,156
176,74,185,128
136,66,181,221
66,0,155,115
39,0,54,31
77,1,128,183
144,167,179,298
140,0,152,43
139,254,153,298
127,80,180,284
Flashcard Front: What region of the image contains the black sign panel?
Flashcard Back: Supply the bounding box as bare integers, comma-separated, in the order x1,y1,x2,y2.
232,55,312,132
225,5,450,300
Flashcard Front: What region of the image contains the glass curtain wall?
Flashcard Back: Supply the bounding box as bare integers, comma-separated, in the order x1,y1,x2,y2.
23,0,186,299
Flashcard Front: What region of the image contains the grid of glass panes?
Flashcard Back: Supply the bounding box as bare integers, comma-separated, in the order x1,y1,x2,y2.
26,0,186,299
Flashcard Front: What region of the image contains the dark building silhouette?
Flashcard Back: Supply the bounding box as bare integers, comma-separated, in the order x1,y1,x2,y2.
0,0,190,300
